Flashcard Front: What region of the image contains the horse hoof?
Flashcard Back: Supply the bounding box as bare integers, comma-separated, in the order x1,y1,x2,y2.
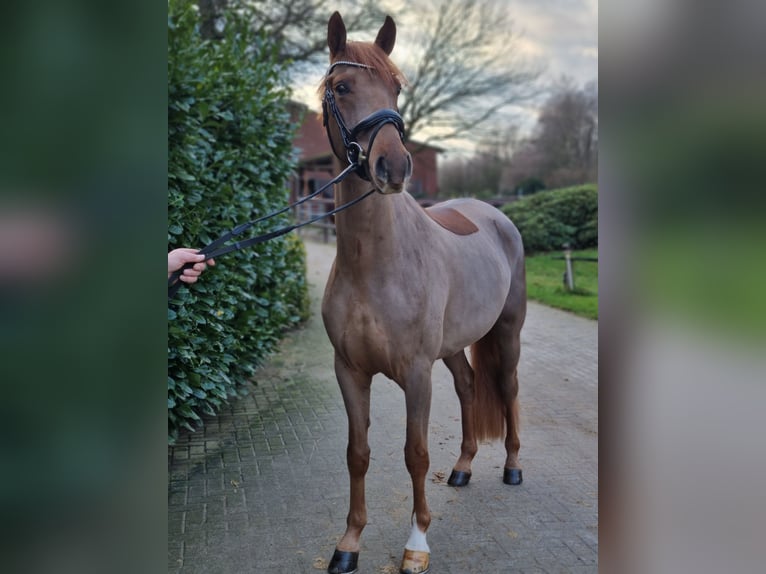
328,549,359,574
400,549,430,574
447,469,471,487
503,468,523,485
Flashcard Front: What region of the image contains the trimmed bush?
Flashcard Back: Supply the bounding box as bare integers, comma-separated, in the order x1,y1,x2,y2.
168,0,308,442
502,184,598,253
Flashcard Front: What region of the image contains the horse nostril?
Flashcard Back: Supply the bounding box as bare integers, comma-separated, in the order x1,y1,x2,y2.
406,153,413,178
375,156,388,182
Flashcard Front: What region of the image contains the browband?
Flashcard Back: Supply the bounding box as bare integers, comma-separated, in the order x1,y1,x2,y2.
326,61,375,76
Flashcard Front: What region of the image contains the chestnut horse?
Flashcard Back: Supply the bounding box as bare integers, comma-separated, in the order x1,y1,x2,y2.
320,12,526,574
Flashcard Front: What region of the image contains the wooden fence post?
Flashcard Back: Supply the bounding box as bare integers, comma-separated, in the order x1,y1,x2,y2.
563,243,575,291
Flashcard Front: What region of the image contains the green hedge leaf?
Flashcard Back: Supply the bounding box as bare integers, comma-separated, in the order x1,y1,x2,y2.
167,0,309,442
502,184,598,253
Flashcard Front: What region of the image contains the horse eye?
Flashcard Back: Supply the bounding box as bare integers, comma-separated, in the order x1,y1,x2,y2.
335,82,350,95
396,85,402,96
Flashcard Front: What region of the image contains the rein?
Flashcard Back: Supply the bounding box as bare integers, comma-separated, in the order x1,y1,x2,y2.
168,160,372,299
169,60,405,301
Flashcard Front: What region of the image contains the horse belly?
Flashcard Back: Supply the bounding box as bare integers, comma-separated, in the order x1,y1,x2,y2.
439,254,511,357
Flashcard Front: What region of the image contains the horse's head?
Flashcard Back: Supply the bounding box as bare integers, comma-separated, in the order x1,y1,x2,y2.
323,11,412,195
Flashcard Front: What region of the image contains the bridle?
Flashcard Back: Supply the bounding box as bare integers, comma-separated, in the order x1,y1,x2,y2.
321,60,406,181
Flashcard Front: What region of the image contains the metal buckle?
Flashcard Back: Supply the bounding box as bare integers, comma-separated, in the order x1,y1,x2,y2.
346,141,365,166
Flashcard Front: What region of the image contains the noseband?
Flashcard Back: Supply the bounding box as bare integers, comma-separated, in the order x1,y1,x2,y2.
322,61,406,181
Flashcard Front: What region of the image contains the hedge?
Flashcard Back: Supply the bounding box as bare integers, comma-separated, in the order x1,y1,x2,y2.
502,184,598,253
168,0,309,442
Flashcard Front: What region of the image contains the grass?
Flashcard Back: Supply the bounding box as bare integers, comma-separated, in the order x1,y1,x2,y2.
524,248,598,319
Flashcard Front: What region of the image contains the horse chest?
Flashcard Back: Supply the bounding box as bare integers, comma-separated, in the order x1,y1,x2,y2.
323,276,439,375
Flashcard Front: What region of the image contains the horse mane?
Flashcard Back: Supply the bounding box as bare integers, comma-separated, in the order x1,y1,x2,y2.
317,41,407,98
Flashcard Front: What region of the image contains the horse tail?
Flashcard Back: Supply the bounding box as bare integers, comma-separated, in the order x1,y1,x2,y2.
470,329,507,442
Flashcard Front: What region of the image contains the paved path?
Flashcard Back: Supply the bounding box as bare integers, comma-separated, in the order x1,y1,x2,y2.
169,238,598,573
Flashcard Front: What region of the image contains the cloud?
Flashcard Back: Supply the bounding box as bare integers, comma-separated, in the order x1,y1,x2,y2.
509,0,598,84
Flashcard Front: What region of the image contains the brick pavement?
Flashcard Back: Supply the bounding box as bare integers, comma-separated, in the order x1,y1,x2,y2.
168,238,598,573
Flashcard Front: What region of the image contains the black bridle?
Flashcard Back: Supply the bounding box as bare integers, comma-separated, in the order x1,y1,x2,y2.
321,60,406,181
168,60,405,301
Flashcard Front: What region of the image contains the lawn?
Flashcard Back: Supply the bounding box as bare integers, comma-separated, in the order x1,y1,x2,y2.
524,249,598,319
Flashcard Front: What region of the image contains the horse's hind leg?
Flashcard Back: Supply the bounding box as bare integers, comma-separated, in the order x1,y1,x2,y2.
497,283,525,485
443,351,477,487
500,350,523,485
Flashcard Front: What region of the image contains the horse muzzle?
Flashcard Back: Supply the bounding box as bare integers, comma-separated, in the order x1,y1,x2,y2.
371,143,412,195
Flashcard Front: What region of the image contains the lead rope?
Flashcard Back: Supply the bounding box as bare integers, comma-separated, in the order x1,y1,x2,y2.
168,176,375,300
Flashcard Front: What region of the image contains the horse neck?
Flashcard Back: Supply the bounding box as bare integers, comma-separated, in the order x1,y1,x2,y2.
334,176,401,268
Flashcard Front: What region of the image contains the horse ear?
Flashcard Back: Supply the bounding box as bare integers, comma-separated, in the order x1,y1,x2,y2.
328,11,347,58
374,15,396,55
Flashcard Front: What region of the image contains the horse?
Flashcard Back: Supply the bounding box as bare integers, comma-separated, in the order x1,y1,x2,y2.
319,12,527,574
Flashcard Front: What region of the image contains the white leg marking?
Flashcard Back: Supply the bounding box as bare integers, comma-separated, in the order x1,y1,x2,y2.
404,515,430,552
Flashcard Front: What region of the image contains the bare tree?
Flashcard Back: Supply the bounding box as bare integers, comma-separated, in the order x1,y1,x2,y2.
504,79,598,190
244,0,385,70
441,80,598,197
438,157,471,198
534,78,598,186
438,125,520,197
197,0,385,67
395,0,541,145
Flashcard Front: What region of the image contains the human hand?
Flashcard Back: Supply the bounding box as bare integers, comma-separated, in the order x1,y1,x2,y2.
168,248,215,284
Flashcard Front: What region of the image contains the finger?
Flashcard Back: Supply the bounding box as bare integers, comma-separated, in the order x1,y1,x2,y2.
182,253,206,264
179,274,198,284
173,248,200,258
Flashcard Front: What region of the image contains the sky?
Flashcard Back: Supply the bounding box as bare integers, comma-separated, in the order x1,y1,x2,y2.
508,0,598,87
293,0,598,153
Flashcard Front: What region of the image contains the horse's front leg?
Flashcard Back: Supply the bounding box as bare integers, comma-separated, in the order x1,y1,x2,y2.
328,354,372,574
400,361,434,574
